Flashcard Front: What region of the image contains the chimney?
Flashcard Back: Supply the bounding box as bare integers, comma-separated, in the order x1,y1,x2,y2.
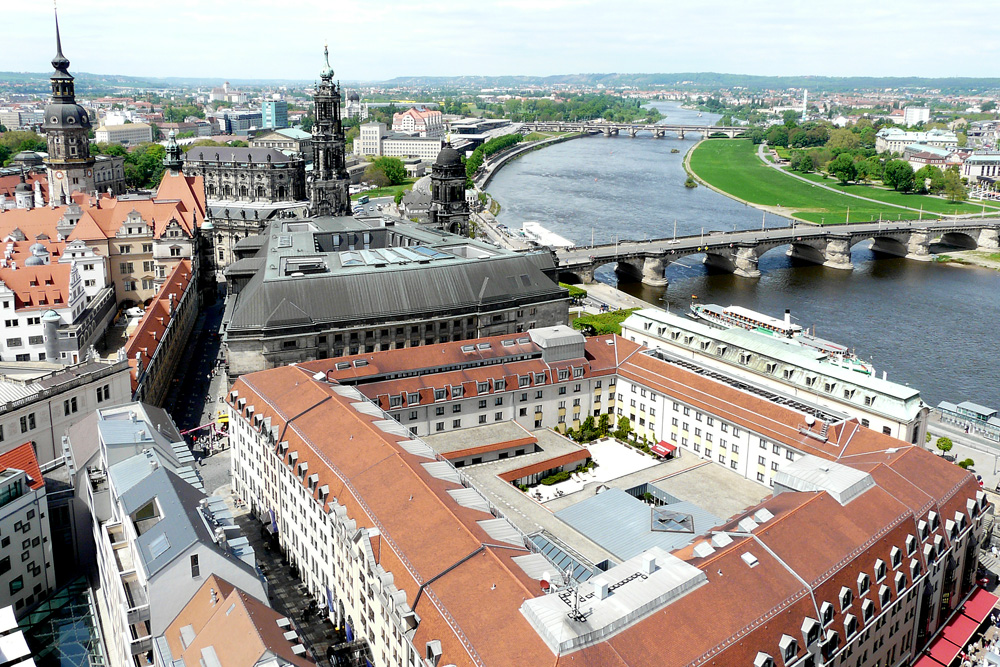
784,309,791,326
168,293,175,315
210,588,218,604
641,553,657,574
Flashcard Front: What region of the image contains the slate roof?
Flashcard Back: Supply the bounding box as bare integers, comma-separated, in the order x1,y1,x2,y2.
226,240,561,333
183,147,301,164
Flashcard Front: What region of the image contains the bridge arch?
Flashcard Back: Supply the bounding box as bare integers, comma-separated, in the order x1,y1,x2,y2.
937,231,979,249
862,234,910,257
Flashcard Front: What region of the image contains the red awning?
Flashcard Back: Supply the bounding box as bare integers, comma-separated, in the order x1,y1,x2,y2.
941,612,981,648
912,655,948,667
925,635,963,667
652,441,677,457
963,587,1000,623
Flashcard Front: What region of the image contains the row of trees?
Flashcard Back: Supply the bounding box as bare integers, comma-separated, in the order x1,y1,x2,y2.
481,94,664,124
464,133,523,181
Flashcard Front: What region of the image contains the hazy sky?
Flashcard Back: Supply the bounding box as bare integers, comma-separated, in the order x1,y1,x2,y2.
7,0,998,82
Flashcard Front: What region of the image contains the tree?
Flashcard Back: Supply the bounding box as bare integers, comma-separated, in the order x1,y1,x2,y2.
981,101,996,113
828,153,858,184
856,157,881,184
827,128,861,152
883,160,915,192
0,145,10,167
935,437,953,455
597,413,610,437
943,168,967,202
371,157,406,185
300,114,314,133
789,151,812,173
363,164,390,193
613,417,632,441
150,123,162,141
766,125,789,147
957,131,968,148
914,165,944,194
925,432,931,443
782,109,800,128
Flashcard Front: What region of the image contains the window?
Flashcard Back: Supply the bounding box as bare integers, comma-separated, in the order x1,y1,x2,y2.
9,576,22,595
19,414,35,433
558,386,566,395
119,262,133,274
170,247,182,257
479,415,487,424
435,422,444,432
495,412,503,421
409,411,418,420
0,557,8,575
142,243,153,253
452,419,461,428
435,407,444,416
190,554,200,577
479,400,487,409
452,404,461,413
495,397,503,406
758,456,766,465
120,244,132,254
6,338,22,348
96,385,110,403
63,397,78,415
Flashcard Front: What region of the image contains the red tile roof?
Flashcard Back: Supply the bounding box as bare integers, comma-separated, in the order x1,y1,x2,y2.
125,259,193,390
0,442,44,490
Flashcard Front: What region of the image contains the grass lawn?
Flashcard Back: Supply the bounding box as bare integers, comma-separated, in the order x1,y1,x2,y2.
791,170,998,216
351,178,417,201
571,309,638,335
690,140,927,224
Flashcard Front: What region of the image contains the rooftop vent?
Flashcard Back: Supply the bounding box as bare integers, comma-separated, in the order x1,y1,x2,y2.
738,517,759,533
711,533,734,548
693,542,716,558
741,552,760,568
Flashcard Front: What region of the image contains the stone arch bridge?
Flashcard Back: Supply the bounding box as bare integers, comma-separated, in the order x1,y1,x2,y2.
521,121,748,139
554,220,1000,287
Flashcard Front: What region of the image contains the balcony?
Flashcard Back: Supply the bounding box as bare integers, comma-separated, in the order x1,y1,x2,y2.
122,573,149,625
113,544,136,574
107,524,126,546
129,619,152,655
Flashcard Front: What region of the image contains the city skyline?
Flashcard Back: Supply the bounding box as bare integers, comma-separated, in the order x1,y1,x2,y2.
5,0,999,83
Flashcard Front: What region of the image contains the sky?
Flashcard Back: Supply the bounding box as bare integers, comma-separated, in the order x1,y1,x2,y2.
5,0,999,82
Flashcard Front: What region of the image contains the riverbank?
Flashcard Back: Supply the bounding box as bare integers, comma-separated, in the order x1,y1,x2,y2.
477,132,586,188
685,139,994,225
935,249,1000,271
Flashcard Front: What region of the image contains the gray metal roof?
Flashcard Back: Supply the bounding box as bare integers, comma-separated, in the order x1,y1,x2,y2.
772,454,875,505
119,467,205,577
957,401,997,417
227,248,560,332
555,488,722,561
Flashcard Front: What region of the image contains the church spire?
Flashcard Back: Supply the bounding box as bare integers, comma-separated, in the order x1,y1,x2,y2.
320,42,334,80
51,2,70,73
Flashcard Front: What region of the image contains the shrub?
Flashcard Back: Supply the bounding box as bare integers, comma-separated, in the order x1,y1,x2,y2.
540,470,572,486
958,459,975,470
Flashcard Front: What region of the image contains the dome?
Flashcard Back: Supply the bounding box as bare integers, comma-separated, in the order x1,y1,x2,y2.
348,91,360,102
29,242,47,254
14,179,31,194
42,102,91,131
25,256,45,267
435,144,462,167
42,310,61,322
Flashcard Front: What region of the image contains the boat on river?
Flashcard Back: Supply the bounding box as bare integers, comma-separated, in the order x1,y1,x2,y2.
521,221,576,249
689,303,875,376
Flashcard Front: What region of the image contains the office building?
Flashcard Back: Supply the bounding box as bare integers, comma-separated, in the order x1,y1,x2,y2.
0,442,54,617
221,216,568,377
64,403,265,667
261,100,288,130
94,124,153,147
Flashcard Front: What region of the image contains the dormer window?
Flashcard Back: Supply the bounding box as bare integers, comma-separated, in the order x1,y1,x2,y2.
778,635,797,663
857,573,870,597
820,601,834,626
879,584,891,607
861,599,875,623
906,534,917,555
891,546,902,568
928,511,939,530
874,559,886,582
844,614,858,637
918,520,929,540
895,571,907,593
910,559,922,580
839,586,853,610
801,617,820,646
753,653,774,667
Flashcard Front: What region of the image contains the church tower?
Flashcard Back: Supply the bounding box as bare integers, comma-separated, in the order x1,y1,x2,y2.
428,142,470,236
43,7,95,203
309,45,351,217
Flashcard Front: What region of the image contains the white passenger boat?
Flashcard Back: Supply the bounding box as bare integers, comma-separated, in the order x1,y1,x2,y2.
690,303,875,376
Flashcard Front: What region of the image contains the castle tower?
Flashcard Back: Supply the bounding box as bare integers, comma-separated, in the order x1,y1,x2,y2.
42,7,95,203
163,129,183,174
309,45,351,217
14,171,34,210
428,142,470,236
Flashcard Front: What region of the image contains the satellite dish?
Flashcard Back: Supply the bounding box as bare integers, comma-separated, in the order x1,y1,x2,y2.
805,415,816,426
540,571,552,593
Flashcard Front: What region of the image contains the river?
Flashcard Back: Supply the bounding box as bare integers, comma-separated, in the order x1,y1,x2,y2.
488,102,1000,408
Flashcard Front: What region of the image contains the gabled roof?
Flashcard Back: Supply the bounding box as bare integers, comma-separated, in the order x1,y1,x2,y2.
163,575,315,667
0,441,44,490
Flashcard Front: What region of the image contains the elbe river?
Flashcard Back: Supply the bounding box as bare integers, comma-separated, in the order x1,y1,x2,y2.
488,102,1000,408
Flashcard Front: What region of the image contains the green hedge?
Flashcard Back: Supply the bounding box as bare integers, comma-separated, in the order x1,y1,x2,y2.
466,134,524,180
571,308,638,335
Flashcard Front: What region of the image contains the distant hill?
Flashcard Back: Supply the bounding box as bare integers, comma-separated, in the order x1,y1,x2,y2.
3,70,999,95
